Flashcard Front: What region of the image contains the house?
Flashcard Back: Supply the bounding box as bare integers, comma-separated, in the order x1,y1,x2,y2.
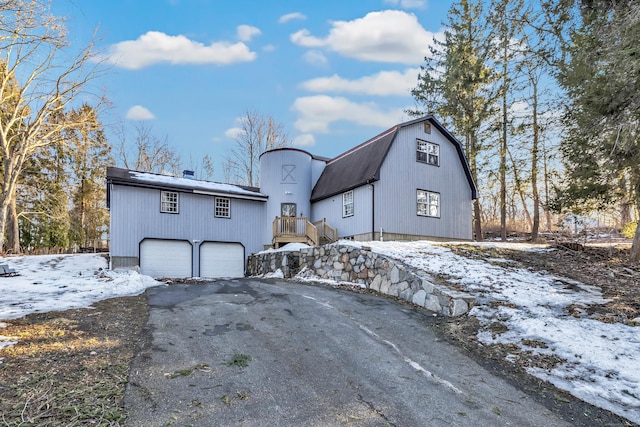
107,115,477,278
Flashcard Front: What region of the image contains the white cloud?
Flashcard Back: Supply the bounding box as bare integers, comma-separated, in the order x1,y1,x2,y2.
263,44,277,52
302,50,328,66
293,134,316,147
383,0,427,9
126,105,155,120
292,95,406,133
300,68,420,96
290,10,437,64
101,31,257,69
237,25,261,42
225,127,245,139
279,12,306,24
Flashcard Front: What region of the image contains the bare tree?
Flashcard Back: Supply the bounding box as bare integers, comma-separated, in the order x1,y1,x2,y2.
228,109,289,187
0,0,105,252
116,122,182,176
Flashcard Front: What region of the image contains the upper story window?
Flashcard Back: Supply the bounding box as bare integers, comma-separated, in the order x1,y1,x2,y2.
417,189,440,218
215,197,231,218
343,190,354,217
160,191,179,214
417,139,439,166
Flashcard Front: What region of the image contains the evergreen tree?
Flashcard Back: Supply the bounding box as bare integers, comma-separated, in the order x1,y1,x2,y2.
65,104,111,249
487,0,528,240
409,0,496,240
555,0,640,261
0,0,104,252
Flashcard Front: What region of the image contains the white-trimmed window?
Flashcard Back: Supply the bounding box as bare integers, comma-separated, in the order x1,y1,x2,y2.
215,197,230,218
343,190,354,217
160,191,179,213
417,139,439,166
417,190,440,218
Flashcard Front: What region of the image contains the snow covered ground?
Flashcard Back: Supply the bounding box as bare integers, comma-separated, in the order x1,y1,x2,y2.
319,240,638,425
1,245,638,424
0,253,162,350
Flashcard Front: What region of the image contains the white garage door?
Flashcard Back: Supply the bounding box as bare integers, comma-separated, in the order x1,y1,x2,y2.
200,242,244,278
140,239,192,278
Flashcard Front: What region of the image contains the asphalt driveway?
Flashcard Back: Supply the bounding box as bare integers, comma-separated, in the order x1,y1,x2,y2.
124,278,571,426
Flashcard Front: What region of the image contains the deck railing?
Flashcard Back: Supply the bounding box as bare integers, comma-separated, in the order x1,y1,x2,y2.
312,218,338,243
272,217,318,248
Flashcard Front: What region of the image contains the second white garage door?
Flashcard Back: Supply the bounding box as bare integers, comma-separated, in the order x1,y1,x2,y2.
200,242,244,278
140,239,192,278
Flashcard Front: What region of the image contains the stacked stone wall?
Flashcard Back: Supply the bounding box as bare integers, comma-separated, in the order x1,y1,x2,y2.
247,244,474,317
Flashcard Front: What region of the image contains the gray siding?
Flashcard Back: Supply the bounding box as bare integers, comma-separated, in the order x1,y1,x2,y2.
311,185,373,238
376,124,473,239
260,149,314,244
311,158,327,188
109,184,266,271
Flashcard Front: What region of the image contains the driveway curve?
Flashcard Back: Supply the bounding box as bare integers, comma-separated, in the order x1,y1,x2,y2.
124,278,570,426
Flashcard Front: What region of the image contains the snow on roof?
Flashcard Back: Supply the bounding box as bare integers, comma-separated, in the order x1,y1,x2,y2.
130,171,266,198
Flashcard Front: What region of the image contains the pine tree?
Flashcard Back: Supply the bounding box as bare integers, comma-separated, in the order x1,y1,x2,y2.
409,0,496,240
65,104,111,249
487,0,528,240
555,0,640,261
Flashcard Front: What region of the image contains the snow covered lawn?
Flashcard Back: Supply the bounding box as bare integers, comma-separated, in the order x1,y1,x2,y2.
0,253,162,350
1,246,638,424
329,240,639,425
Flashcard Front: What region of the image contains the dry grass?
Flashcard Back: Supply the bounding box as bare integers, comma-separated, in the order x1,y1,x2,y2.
1,244,638,426
0,295,148,426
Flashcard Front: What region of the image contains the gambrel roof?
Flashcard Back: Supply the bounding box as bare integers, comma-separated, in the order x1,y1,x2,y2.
310,115,477,202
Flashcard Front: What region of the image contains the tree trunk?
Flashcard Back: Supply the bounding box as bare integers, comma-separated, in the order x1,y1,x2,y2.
531,77,540,241
500,34,508,242
469,131,483,241
6,197,20,253
500,96,507,241
631,186,640,262
0,197,9,253
631,220,640,263
474,199,483,241
508,147,532,229
543,141,553,232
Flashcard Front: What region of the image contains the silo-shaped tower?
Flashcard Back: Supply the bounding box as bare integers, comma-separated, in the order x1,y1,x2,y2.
259,148,314,247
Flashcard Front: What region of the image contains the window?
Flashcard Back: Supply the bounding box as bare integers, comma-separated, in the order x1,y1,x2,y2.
417,139,439,166
417,190,440,218
343,190,354,217
281,203,296,217
215,197,230,218
160,191,179,213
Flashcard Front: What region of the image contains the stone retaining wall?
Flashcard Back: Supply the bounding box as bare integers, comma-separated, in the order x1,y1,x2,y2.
246,244,474,317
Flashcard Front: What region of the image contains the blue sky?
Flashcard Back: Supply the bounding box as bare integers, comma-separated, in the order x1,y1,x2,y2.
54,0,451,180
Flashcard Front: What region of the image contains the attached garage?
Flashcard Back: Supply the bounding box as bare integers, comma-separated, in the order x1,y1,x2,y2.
200,242,245,278
140,239,192,278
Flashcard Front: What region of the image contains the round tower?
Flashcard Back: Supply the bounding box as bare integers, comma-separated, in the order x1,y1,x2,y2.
260,148,314,246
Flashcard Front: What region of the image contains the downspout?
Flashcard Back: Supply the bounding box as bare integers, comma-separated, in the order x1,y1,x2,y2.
369,180,375,240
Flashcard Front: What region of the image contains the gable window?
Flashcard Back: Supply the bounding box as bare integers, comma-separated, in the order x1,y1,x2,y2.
160,191,179,214
417,139,439,166
215,197,231,218
417,189,440,218
343,190,354,217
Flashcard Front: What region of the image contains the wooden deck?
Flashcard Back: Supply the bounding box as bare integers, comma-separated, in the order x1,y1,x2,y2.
272,217,338,249
272,217,317,248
